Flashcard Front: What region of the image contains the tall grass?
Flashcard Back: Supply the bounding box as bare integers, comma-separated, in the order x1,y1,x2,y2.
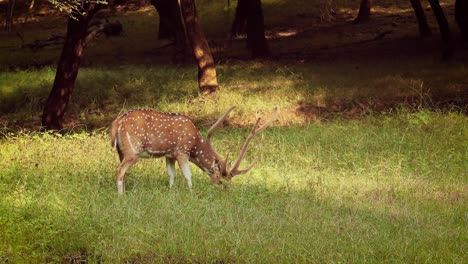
0,110,466,262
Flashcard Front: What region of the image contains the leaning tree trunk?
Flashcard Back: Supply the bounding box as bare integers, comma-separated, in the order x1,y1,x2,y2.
353,0,371,24
410,0,431,37
427,0,453,57
42,17,88,130
42,6,99,130
179,0,218,94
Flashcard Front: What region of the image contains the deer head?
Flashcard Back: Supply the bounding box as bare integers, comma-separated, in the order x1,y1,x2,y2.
110,106,278,194
203,106,279,183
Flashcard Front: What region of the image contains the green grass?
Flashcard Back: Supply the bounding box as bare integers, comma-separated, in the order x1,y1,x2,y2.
0,110,466,262
1,58,466,129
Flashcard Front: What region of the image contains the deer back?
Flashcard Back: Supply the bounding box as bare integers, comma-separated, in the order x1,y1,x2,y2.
111,109,202,158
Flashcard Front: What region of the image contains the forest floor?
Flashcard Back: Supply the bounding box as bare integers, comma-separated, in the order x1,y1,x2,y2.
226,1,468,115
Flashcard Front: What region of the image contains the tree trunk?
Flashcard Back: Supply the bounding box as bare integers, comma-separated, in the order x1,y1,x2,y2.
427,0,453,57
409,0,431,37
154,1,172,40
353,0,371,24
231,0,269,58
245,0,269,58
152,0,187,61
42,17,88,130
42,5,100,130
231,0,247,37
5,0,15,32
455,0,468,40
179,0,218,94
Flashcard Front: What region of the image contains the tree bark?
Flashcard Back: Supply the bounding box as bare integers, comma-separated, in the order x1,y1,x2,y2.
152,0,187,61
246,0,269,58
42,6,99,130
353,0,371,24
231,0,247,37
455,0,468,40
5,0,15,32
179,0,218,94
427,0,453,57
154,0,172,40
409,0,431,37
231,0,269,58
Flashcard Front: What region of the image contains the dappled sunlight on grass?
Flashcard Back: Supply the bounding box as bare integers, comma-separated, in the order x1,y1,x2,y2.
1,59,466,130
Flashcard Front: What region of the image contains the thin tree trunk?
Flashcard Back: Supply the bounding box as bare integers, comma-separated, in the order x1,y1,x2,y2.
152,0,187,61
409,0,431,37
5,0,15,32
353,0,371,24
427,0,453,57
245,0,269,58
455,0,468,40
179,0,218,94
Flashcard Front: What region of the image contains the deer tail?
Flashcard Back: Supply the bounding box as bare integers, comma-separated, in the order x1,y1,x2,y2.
110,116,121,148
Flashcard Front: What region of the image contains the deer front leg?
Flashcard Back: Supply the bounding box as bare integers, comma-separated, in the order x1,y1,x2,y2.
177,155,192,189
166,157,177,188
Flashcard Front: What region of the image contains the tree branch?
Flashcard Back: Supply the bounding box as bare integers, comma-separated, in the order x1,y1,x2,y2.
85,20,122,44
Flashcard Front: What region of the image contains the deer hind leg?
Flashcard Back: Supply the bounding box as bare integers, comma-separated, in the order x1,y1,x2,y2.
117,147,124,162
166,157,177,188
176,155,192,189
116,157,138,194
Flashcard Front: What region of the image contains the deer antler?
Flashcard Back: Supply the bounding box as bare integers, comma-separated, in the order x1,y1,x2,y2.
228,106,279,177
207,106,236,143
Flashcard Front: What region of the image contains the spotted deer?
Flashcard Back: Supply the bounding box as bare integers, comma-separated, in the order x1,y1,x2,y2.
110,106,278,194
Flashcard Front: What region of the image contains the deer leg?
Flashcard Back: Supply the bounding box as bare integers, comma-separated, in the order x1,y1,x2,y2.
116,157,138,194
166,157,177,188
117,147,124,162
177,156,192,189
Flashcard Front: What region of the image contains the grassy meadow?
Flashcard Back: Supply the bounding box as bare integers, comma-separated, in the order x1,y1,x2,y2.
0,111,466,262
1,0,467,262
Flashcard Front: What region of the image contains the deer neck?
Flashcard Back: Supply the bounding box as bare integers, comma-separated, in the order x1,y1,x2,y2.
190,140,221,174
